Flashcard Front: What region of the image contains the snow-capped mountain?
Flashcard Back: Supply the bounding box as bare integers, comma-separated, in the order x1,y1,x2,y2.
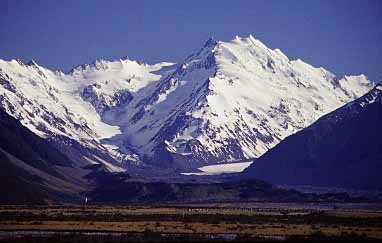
0,57,175,170
105,35,372,168
0,35,373,170
243,83,382,190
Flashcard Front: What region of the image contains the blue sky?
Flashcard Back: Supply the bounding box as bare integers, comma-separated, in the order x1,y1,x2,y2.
1,0,381,82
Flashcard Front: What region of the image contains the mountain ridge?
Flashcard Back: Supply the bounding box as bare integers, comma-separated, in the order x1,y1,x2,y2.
0,109,87,204
0,35,374,171
111,35,372,168
243,83,382,190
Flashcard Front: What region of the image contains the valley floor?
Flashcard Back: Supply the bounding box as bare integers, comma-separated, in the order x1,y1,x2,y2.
0,204,381,241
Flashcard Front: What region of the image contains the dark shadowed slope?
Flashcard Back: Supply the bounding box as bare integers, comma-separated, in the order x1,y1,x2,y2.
0,109,86,204
89,177,361,204
243,83,382,190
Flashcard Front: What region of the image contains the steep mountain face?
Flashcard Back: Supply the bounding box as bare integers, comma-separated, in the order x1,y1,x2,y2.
0,109,86,204
0,35,373,170
243,84,382,190
0,58,174,170
108,36,372,168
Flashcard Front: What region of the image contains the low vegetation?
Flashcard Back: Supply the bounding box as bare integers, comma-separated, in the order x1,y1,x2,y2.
0,205,381,241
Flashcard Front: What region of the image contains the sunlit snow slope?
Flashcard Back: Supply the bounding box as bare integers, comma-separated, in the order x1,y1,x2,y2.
0,35,373,170
106,35,372,168
0,57,174,170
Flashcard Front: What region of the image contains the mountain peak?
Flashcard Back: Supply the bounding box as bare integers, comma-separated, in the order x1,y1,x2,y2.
203,37,218,48
230,34,269,50
0,36,374,170
375,82,382,91
248,34,263,44
27,59,38,66
121,55,130,61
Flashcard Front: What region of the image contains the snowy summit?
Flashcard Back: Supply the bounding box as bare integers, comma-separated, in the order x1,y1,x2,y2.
0,35,373,171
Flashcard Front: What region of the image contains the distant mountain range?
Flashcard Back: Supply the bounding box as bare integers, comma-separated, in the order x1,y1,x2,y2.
1,35,380,203
1,106,364,204
243,84,382,190
0,35,372,172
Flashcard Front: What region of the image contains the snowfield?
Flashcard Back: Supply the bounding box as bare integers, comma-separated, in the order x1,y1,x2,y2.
182,162,253,176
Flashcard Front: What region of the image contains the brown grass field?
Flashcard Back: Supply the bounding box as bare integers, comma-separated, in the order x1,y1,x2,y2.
0,205,381,241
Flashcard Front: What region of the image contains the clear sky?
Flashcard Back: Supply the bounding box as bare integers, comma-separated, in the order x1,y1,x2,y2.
1,0,381,82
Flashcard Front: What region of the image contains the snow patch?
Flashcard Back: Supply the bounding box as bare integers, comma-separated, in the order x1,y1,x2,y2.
181,162,253,176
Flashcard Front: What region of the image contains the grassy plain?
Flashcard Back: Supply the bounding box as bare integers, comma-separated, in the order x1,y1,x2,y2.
0,205,381,241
